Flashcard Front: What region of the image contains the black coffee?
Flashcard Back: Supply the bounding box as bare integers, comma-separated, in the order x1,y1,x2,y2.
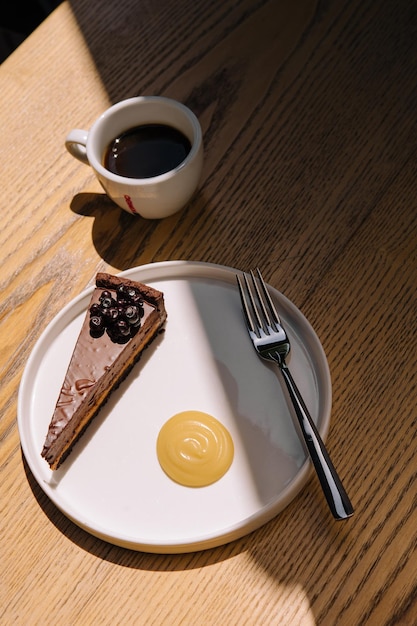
103,124,191,179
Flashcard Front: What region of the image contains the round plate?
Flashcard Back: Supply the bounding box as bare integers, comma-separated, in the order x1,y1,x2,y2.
18,261,331,553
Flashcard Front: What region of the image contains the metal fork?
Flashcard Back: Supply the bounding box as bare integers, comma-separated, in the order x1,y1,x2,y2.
236,269,354,520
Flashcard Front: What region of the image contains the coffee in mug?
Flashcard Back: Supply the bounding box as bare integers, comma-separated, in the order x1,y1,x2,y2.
103,124,192,179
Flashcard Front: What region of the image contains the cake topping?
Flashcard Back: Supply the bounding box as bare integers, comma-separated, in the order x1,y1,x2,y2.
89,285,145,343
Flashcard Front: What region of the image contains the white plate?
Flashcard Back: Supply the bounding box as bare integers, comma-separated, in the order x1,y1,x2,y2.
18,261,331,553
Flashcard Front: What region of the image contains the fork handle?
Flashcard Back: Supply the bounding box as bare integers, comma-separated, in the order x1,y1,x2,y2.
278,363,354,520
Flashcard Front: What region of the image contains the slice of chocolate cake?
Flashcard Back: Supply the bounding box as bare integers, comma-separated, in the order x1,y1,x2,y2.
41,272,167,469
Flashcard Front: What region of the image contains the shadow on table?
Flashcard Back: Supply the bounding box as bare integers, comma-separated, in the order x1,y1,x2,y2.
64,0,242,109
22,452,247,570
23,445,348,582
70,188,210,270
70,192,160,270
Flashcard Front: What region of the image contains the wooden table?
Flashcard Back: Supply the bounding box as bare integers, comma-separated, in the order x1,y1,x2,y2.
2,0,417,623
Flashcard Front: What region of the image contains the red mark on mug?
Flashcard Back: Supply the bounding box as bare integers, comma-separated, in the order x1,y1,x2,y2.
124,195,138,215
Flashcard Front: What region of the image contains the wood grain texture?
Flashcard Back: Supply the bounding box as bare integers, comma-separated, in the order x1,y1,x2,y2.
1,0,417,624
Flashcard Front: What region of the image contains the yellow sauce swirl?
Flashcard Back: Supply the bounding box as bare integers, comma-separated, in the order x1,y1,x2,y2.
157,411,234,487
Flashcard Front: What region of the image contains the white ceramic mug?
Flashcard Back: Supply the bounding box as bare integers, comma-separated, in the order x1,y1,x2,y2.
65,96,203,219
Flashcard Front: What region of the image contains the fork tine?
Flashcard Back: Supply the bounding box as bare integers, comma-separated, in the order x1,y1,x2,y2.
236,274,257,335
250,269,273,328
244,272,264,332
254,268,281,325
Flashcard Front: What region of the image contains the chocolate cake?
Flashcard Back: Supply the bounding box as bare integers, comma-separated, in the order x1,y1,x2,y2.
41,273,167,469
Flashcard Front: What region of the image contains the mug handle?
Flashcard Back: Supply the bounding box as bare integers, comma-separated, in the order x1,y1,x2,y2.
65,129,89,165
